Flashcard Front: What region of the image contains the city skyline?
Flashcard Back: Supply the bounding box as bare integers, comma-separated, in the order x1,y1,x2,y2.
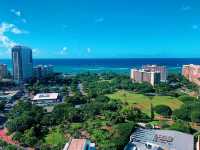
1,0,200,58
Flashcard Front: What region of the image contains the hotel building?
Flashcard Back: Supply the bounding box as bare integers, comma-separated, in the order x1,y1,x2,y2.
12,45,33,83
131,68,161,86
182,64,200,85
142,65,167,82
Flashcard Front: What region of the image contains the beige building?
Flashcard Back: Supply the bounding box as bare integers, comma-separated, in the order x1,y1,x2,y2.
130,68,161,86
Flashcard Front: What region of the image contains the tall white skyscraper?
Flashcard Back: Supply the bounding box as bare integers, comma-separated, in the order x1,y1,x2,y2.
12,45,33,83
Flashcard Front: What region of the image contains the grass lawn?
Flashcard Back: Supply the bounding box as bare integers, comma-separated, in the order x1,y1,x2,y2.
45,127,66,147
107,90,183,116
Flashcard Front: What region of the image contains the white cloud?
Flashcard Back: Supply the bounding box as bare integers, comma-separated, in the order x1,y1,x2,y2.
181,5,191,11
0,22,14,33
10,9,21,17
10,9,27,23
0,22,28,35
0,22,17,49
60,47,68,55
0,35,16,49
87,48,91,53
32,48,40,56
95,17,104,23
0,22,28,55
11,27,24,34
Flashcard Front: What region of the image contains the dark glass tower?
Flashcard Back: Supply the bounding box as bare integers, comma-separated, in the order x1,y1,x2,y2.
12,45,33,83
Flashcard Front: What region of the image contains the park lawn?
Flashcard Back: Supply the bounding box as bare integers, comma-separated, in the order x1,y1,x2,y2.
107,90,183,116
45,127,66,147
151,96,183,110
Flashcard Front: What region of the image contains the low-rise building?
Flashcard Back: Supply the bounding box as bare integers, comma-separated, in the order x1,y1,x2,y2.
63,139,95,150
0,90,21,101
124,128,194,150
31,93,60,106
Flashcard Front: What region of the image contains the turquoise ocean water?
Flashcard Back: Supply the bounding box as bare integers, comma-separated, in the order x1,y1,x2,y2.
1,58,200,74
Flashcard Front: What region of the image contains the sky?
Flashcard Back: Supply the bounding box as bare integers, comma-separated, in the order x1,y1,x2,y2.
0,0,200,58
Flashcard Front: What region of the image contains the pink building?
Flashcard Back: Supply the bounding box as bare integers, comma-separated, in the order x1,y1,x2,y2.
182,64,200,85
142,65,167,82
130,68,161,86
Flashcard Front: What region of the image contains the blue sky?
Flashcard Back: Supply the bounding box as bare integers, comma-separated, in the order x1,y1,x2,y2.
0,0,200,58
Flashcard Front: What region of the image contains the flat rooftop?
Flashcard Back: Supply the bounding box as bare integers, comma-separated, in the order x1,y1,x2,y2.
127,128,193,150
32,93,58,101
67,139,87,150
0,91,19,98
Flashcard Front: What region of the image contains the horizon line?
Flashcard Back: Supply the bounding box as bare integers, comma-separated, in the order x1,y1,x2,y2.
1,57,200,60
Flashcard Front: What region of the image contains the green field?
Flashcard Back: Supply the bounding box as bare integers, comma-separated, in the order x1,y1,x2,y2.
107,90,183,116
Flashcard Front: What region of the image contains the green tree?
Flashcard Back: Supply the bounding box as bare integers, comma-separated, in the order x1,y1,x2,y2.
52,103,72,124
191,111,200,123
170,120,192,133
12,131,23,141
22,127,37,146
150,103,154,120
154,105,172,117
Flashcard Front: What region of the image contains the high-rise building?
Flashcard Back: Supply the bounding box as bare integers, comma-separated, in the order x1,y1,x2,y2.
182,64,200,85
131,69,143,83
0,64,8,79
12,45,33,83
130,68,161,86
142,65,167,82
33,64,54,79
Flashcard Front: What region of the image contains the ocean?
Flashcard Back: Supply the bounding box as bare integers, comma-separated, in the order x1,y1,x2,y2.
1,58,200,74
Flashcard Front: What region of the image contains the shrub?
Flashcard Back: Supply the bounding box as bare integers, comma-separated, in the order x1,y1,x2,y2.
178,95,196,104
170,120,192,134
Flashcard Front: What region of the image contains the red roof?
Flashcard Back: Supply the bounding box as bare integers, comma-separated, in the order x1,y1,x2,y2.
0,129,18,145
68,139,87,150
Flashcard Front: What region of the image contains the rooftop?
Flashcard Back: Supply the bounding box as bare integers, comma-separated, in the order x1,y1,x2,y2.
125,128,193,150
63,139,96,150
0,91,20,99
32,93,58,101
66,139,87,150
183,64,200,68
